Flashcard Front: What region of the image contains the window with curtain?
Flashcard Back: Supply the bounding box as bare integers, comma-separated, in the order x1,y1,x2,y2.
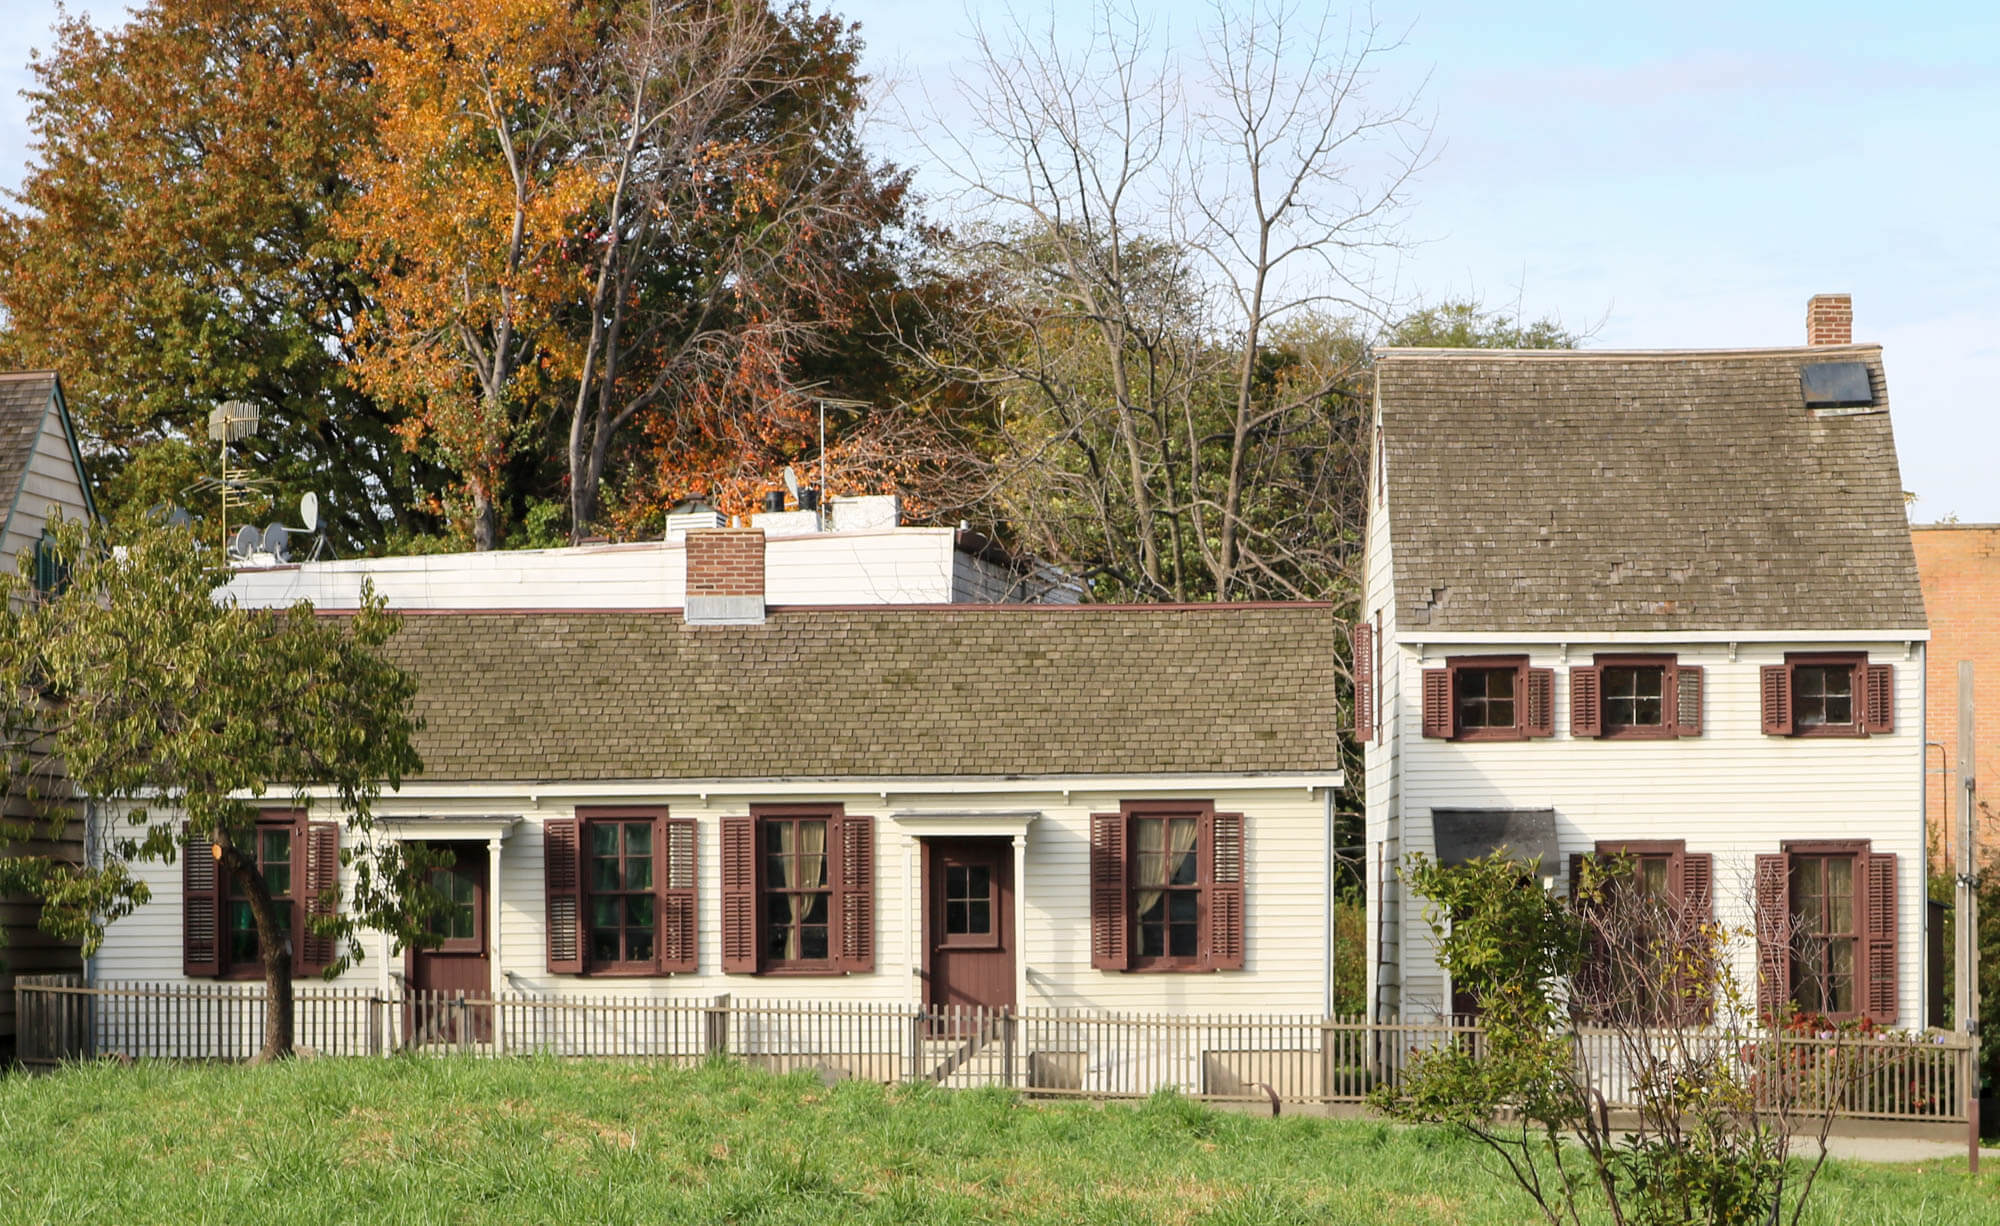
763,816,831,967
1789,853,1858,1016
1130,814,1201,968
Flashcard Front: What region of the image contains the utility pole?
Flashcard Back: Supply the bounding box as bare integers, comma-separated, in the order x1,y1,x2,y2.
1957,661,1979,1170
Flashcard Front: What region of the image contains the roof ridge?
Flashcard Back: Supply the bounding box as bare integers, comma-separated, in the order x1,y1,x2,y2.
1374,344,1882,361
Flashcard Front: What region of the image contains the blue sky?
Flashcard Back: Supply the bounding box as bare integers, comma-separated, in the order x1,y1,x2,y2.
7,1,1997,519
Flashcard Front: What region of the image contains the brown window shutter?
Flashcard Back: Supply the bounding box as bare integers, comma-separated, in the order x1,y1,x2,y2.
1569,666,1602,737
1523,667,1555,737
1205,811,1245,971
1568,852,1586,899
658,818,698,973
182,825,221,978
1864,852,1898,1024
1349,622,1375,743
1863,664,1895,735
297,821,341,977
1089,811,1129,970
1682,853,1714,924
1421,668,1452,738
835,814,875,973
720,815,758,974
1754,853,1790,1018
1674,665,1704,737
543,818,585,974
1760,665,1793,736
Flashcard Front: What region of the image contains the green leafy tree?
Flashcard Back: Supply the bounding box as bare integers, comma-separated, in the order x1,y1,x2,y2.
0,0,451,550
0,519,436,1061
1372,853,1902,1226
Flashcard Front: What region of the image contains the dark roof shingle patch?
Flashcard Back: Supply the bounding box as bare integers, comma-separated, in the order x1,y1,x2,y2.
376,605,1339,782
1376,346,1926,633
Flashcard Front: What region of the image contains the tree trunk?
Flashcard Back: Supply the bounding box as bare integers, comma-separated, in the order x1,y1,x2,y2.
222,843,295,1063
470,485,498,553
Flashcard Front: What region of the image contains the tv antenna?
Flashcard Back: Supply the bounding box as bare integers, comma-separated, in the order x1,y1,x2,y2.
190,399,271,558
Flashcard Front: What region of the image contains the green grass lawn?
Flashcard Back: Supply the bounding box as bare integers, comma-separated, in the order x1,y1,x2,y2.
0,1057,1993,1224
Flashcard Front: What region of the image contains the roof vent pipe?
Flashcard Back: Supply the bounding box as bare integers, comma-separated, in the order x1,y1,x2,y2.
763,489,786,513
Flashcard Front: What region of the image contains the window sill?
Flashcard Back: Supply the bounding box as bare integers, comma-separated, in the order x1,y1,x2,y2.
752,965,851,977
1121,963,1218,974
1598,726,1676,741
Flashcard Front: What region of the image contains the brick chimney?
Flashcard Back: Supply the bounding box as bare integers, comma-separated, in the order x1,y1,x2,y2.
684,527,765,625
1806,293,1852,346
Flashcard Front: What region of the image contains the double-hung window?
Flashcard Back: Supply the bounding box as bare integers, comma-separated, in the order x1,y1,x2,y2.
1755,841,1898,1023
1569,655,1703,738
1761,654,1894,737
716,806,875,976
1089,801,1245,973
762,814,833,968
181,812,339,980
1422,657,1556,741
543,808,697,976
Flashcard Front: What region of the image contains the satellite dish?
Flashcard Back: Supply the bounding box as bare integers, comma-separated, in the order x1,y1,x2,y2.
299,492,319,534
166,507,194,530
781,467,801,503
261,522,290,563
231,524,259,558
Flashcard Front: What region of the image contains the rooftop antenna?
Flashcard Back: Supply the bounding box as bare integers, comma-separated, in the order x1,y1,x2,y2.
807,396,870,529
202,399,267,558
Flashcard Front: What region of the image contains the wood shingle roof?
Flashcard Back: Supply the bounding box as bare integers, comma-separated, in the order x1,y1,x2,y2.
1376,345,1927,633
374,605,1339,782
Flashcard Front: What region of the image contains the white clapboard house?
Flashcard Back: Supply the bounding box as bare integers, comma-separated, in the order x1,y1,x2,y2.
88,513,1344,1066
0,371,97,1059
1356,296,1929,1029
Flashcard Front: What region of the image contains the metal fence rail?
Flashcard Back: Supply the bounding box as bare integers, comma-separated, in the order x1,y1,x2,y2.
12,976,1975,1127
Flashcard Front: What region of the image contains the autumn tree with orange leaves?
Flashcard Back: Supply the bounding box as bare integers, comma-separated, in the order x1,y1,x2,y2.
339,0,917,546
339,0,600,551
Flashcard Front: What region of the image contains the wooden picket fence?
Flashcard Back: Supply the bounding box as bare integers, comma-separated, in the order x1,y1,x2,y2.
11,975,1976,1127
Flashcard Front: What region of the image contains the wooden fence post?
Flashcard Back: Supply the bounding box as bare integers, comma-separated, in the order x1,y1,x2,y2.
705,994,730,1058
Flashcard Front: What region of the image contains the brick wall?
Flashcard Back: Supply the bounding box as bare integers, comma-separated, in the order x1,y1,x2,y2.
1806,293,1853,346
686,528,765,598
1913,525,2000,864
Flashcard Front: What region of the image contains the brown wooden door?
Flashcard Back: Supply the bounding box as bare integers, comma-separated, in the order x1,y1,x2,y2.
924,838,1014,1016
407,842,493,1045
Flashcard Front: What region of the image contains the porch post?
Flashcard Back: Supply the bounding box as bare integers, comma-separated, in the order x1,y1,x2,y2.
488,836,504,1053
903,831,919,1009
1012,832,1028,1014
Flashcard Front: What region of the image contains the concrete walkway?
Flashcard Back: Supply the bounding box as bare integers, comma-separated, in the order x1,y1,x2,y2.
1815,1133,1999,1164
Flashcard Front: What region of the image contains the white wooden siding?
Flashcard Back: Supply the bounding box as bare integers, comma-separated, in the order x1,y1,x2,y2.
1361,407,1403,1023
1379,639,1926,1027
220,530,971,610
90,782,1332,1029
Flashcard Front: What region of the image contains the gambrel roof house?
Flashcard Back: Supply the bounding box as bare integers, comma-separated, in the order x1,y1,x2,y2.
91,524,1345,1060
1359,294,1930,1028
0,371,97,1059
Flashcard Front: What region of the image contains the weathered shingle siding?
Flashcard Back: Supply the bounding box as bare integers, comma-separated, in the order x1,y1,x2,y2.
376,605,1340,781
1377,346,1926,633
